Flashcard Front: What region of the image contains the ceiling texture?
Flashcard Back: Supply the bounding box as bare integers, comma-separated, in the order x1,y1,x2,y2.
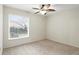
4,4,79,15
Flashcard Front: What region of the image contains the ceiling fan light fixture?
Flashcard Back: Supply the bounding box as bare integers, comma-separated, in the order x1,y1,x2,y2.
40,11,47,15
48,5,54,9
43,6,48,9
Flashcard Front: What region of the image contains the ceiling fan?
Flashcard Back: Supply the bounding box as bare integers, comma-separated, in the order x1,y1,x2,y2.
32,4,56,15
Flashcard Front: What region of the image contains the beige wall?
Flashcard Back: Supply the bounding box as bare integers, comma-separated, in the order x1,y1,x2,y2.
0,5,3,54
3,6,46,48
47,8,79,48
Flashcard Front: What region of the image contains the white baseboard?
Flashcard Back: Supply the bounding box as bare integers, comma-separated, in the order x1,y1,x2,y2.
48,38,79,48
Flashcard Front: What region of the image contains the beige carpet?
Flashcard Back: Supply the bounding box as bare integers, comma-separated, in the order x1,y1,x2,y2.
3,39,79,55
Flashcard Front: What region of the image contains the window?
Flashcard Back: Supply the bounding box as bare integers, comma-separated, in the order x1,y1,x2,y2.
8,14,29,40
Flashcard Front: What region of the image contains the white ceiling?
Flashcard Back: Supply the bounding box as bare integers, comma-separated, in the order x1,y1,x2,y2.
4,4,79,15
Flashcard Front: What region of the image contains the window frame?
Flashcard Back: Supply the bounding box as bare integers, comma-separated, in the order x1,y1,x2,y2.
8,14,29,40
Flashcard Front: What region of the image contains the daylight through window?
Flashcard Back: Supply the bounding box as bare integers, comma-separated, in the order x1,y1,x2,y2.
8,14,29,39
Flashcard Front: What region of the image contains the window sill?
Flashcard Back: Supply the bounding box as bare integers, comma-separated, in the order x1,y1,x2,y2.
8,35,29,40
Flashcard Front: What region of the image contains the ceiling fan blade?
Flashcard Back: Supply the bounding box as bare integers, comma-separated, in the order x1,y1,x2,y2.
34,11,40,14
32,8,40,10
41,4,45,9
47,9,56,11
